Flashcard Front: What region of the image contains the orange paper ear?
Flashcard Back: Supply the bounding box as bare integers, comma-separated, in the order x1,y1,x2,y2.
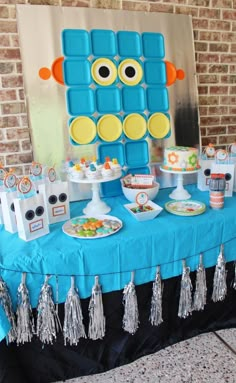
39,56,65,85
165,61,185,87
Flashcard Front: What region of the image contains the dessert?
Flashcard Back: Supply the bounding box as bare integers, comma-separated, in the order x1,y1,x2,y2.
162,146,200,171
110,158,122,175
86,164,101,179
70,164,84,179
101,162,114,178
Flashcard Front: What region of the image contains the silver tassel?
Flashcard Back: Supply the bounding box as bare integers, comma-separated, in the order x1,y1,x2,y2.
36,275,61,344
193,254,207,311
232,261,236,290
122,271,139,335
178,260,192,319
212,244,227,302
0,277,17,343
63,276,86,346
16,273,35,345
88,276,106,340
150,266,163,326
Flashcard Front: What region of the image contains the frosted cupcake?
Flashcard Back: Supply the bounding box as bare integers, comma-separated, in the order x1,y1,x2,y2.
71,164,84,180
101,162,114,178
86,164,101,179
110,158,122,175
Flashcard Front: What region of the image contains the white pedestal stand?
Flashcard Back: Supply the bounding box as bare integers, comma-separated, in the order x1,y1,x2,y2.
68,172,121,215
160,168,200,200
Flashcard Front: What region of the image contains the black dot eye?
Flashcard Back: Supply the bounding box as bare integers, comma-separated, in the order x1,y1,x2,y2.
59,193,67,202
225,173,231,181
48,195,57,204
125,66,136,78
36,206,44,216
10,202,15,212
204,169,211,176
25,210,35,221
98,66,110,78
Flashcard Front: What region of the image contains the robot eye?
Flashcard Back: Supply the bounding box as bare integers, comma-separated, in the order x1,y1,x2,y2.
91,58,117,86
225,173,231,181
35,206,44,216
25,210,35,221
204,169,211,176
118,59,143,86
10,202,15,212
59,193,67,202
48,195,57,204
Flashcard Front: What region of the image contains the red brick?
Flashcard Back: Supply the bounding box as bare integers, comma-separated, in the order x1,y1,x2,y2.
210,86,229,94
0,48,21,60
231,44,236,53
200,127,207,136
221,96,236,104
222,33,236,43
230,65,236,72
122,0,149,11
199,106,208,115
0,130,4,140
196,63,208,73
0,5,9,18
2,75,23,88
201,116,221,125
230,86,236,94
208,106,228,114
222,10,236,20
192,18,209,29
221,115,236,124
6,128,30,140
229,106,236,114
198,86,208,94
0,116,19,128
188,0,210,5
5,166,24,176
0,62,14,74
20,115,29,127
18,89,25,100
29,0,60,4
61,0,89,6
0,35,10,47
219,135,236,144
0,141,20,153
198,53,220,63
0,21,17,33
149,4,174,13
21,139,31,151
199,9,220,19
195,42,208,52
6,153,33,166
207,126,227,135
175,6,198,16
202,136,218,145
16,62,22,73
209,43,229,52
221,54,236,63
228,126,236,134
209,64,228,73
199,74,219,83
199,31,221,41
199,95,219,105
212,0,232,7
209,20,231,31
2,102,26,115
10,35,19,47
221,75,236,83
0,89,17,101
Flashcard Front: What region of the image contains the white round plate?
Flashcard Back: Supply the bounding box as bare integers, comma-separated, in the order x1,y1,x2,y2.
62,215,123,239
165,200,206,216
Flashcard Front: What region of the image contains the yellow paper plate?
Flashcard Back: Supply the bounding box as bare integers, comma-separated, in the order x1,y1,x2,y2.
148,113,170,139
69,117,97,145
91,58,117,86
123,114,147,140
118,59,143,86
97,115,122,142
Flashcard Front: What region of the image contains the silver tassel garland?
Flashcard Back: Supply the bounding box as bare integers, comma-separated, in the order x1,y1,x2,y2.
63,276,86,346
178,260,192,319
212,244,227,302
150,266,163,326
88,276,106,340
36,275,61,344
16,273,35,345
193,254,207,311
122,271,139,335
0,276,17,343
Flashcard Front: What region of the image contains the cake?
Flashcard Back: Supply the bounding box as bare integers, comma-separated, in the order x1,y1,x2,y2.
162,146,200,171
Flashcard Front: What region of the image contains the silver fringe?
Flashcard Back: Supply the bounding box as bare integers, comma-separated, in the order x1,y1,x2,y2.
150,266,163,326
0,277,17,343
88,276,106,340
232,261,236,290
193,254,207,311
122,271,139,335
178,260,192,319
212,244,227,302
63,276,86,346
36,275,61,344
16,273,35,345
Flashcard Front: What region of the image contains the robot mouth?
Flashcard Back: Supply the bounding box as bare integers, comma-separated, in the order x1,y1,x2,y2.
52,205,66,217
29,219,44,232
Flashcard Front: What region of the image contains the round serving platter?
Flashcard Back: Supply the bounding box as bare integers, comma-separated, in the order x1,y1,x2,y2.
165,200,206,217
62,215,122,239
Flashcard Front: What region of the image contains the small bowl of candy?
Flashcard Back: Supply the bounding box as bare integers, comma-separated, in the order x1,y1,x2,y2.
121,181,160,202
124,201,163,221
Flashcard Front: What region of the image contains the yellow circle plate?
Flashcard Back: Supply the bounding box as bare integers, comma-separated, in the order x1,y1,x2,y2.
69,116,97,145
148,113,170,139
123,114,147,140
97,115,122,142
91,58,117,86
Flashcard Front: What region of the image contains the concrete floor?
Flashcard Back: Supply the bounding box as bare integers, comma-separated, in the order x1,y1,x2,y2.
56,328,236,383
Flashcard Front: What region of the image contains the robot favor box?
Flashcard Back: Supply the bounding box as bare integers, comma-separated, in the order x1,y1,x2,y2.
0,172,18,234
38,168,70,224
13,177,49,242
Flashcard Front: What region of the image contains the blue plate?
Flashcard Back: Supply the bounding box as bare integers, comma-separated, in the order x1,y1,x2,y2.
91,29,117,57
117,31,142,57
62,29,91,57
97,143,125,167
142,32,165,59
124,140,149,167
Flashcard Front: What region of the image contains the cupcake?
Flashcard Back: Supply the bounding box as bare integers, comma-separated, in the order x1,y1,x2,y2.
71,164,84,180
111,158,122,175
101,162,114,178
86,164,101,179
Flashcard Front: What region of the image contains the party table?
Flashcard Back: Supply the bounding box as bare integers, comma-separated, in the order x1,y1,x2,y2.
0,184,236,383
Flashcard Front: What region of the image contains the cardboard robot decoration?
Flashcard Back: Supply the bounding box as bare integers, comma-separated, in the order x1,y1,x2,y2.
14,176,49,242
1,172,18,234
38,167,70,224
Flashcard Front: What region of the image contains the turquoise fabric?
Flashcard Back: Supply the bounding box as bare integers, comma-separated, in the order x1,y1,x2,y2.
0,184,236,340
0,305,10,342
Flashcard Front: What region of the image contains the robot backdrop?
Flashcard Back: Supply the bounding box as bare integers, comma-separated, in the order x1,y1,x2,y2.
16,5,200,192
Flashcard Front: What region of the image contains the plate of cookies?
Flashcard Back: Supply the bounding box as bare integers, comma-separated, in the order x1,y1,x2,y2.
62,215,122,239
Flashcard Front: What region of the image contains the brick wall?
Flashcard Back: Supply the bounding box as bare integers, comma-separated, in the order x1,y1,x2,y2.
0,0,236,175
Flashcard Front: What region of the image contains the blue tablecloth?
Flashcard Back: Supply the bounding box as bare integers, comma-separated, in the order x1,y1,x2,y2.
0,184,236,340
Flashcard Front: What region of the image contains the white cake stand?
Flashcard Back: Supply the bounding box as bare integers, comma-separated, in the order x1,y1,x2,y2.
160,167,200,200
68,171,122,215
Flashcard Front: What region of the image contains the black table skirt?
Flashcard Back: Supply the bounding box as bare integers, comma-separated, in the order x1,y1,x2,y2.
0,262,236,383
